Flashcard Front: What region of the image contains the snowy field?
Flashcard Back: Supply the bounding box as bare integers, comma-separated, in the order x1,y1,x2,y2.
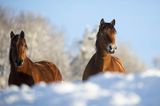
0,69,160,106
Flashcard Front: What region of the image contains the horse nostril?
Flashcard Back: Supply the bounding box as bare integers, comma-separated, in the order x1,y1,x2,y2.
109,45,112,50
115,46,117,50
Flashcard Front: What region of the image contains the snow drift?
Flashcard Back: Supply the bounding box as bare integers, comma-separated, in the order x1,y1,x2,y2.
0,69,160,106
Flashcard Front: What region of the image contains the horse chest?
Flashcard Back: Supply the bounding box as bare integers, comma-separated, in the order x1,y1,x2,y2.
101,56,114,72
16,66,32,76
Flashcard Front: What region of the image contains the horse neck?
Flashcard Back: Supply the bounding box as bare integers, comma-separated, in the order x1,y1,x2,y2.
95,50,111,62
95,32,107,55
95,35,108,57
9,49,13,66
95,33,112,69
95,51,112,71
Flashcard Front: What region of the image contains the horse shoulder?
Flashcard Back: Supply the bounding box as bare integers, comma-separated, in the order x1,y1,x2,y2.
36,61,60,73
30,63,42,83
111,56,125,73
83,54,97,80
29,61,49,82
102,54,112,71
46,62,62,81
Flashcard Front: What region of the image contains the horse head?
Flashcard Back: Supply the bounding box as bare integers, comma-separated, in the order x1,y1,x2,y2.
96,18,117,54
10,31,28,67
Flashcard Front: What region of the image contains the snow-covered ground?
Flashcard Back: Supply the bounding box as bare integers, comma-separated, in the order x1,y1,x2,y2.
0,69,160,106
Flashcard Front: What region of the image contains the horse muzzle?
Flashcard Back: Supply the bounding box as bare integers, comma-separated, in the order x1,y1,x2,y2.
106,44,117,54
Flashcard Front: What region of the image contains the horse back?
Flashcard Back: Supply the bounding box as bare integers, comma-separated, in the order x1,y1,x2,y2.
32,61,62,83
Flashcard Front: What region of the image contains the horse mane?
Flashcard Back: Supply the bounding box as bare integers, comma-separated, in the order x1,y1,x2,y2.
9,51,12,65
95,32,102,52
9,42,14,66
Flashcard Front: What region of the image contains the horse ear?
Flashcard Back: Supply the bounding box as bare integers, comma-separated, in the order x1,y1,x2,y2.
10,31,15,38
100,18,105,25
111,19,116,26
20,30,25,38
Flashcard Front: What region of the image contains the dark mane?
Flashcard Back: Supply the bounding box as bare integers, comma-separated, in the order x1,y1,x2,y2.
9,35,18,66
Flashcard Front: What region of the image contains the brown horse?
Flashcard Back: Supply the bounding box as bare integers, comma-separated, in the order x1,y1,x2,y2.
82,19,125,81
8,31,62,86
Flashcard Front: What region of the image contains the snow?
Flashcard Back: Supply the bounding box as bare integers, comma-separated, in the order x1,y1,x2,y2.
0,69,160,106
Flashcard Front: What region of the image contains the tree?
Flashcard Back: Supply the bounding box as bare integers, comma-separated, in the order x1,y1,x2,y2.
70,27,98,80
153,56,160,69
115,43,146,73
0,7,12,76
0,7,13,88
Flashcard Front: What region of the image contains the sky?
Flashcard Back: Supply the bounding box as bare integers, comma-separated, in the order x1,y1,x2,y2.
1,0,160,67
